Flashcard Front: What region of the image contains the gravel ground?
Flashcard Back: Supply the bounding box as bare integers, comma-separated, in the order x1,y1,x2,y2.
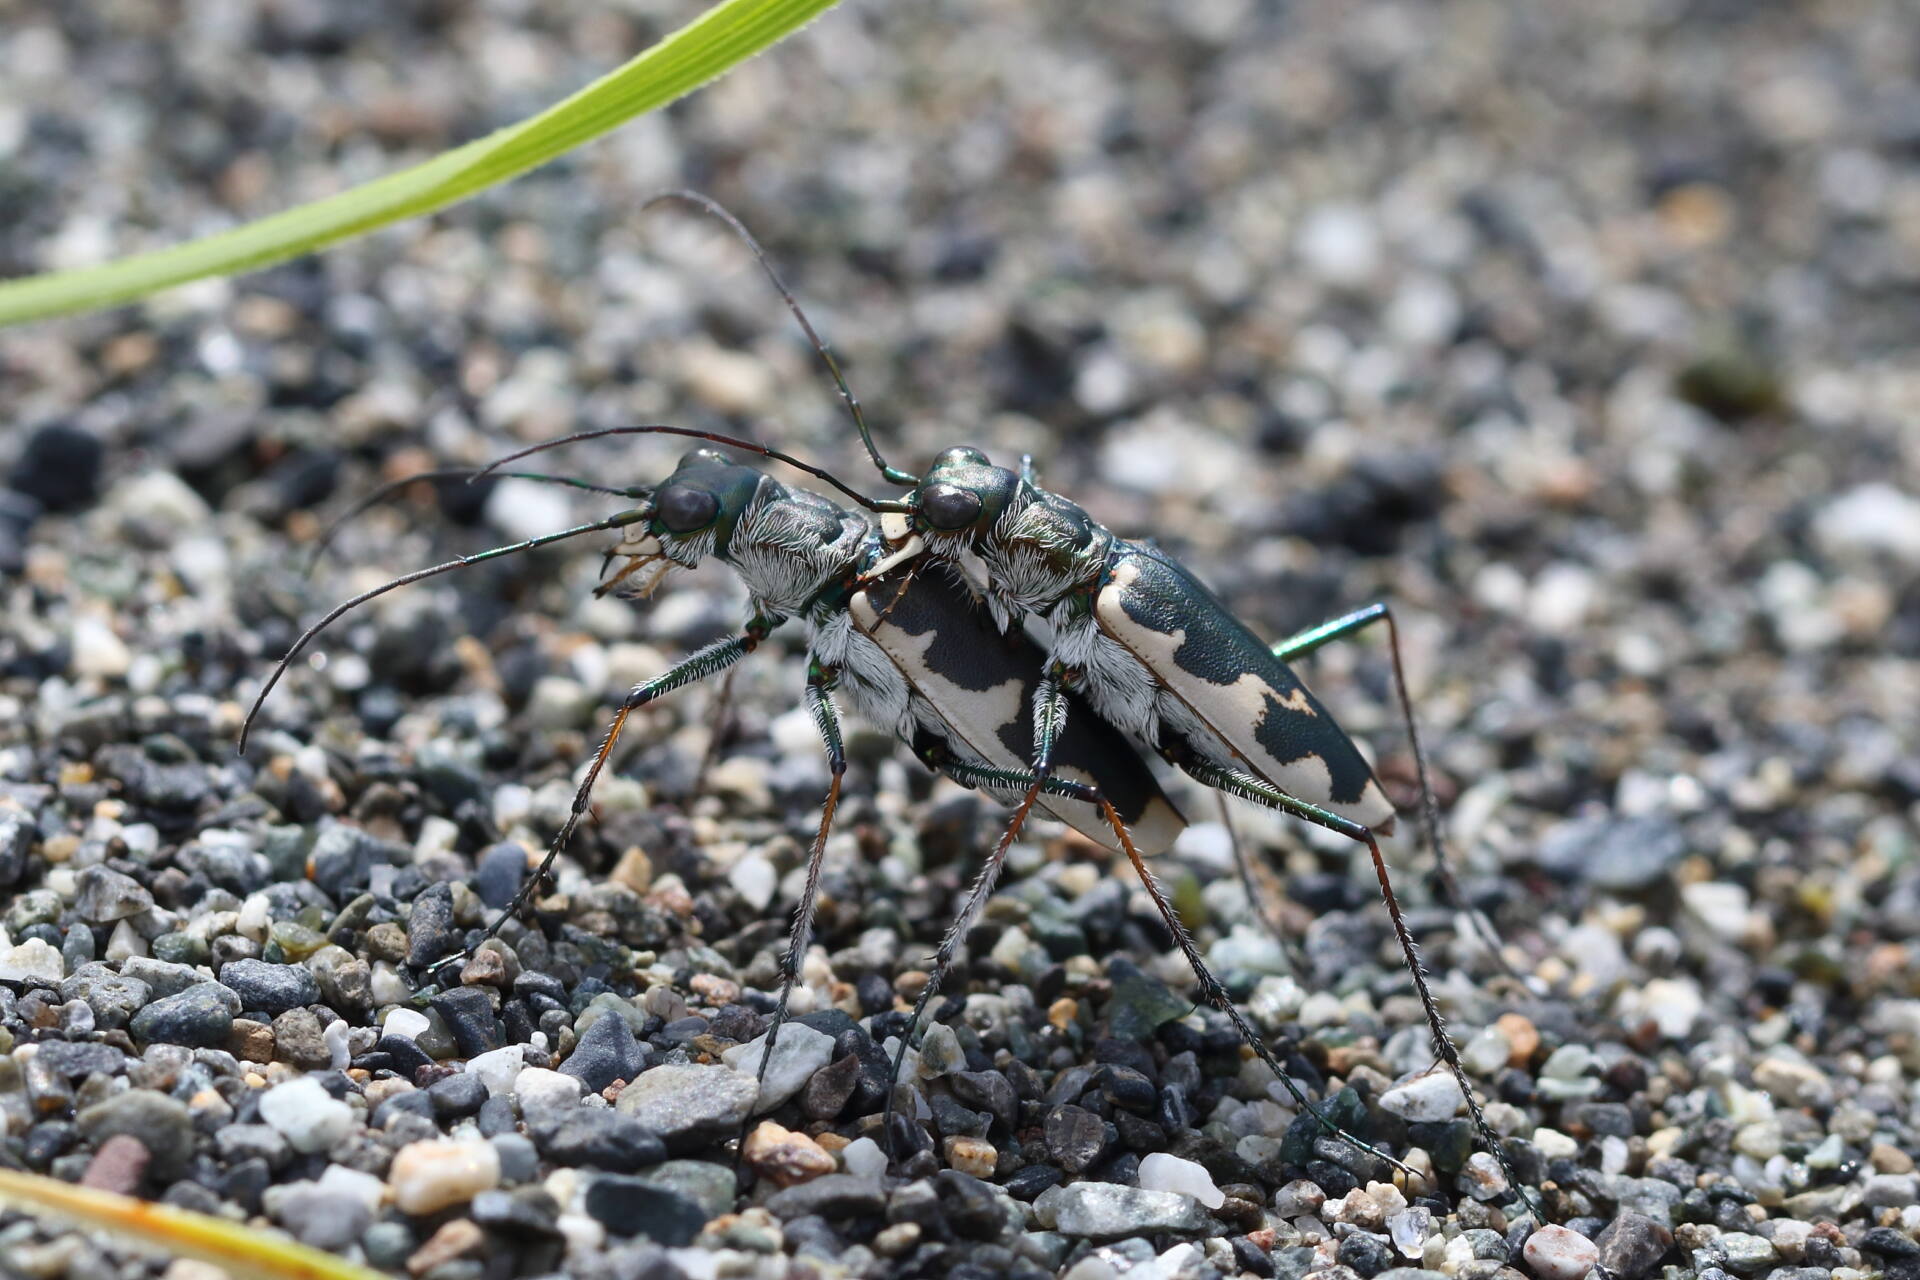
2,2,1919,1279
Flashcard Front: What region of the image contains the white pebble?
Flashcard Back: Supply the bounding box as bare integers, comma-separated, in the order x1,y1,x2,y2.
514,1067,584,1116
1522,1225,1599,1280
382,1008,431,1041
1136,1153,1225,1209
1208,924,1290,977
485,478,573,545
258,1077,354,1154
720,1023,835,1111
728,854,778,913
316,1164,386,1210
324,1020,351,1070
236,895,273,940
1379,1071,1465,1123
916,1023,966,1076
1532,1127,1580,1159
1540,1044,1594,1080
69,617,132,680
555,1213,605,1255
0,938,65,984
841,1136,887,1180
1814,483,1920,565
1296,203,1382,287
1296,991,1345,1028
1460,1025,1511,1076
467,1046,527,1097
110,471,210,540
389,1139,501,1215
1388,1205,1435,1258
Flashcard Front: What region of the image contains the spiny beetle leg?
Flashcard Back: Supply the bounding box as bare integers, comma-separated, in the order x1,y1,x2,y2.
881,744,1402,1183
425,618,781,983
881,766,1047,1165
1173,755,1541,1221
879,712,1083,1167
736,667,848,1163
1270,602,1519,978
1098,788,1414,1180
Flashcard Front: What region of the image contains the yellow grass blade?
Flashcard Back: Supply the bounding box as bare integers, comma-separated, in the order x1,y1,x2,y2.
0,1168,389,1280
0,0,840,327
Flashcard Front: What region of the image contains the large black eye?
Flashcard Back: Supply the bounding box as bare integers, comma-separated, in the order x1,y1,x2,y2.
656,485,719,533
920,483,983,531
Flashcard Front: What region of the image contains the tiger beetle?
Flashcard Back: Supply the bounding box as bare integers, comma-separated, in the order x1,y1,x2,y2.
243,427,1424,1178
602,190,1540,1213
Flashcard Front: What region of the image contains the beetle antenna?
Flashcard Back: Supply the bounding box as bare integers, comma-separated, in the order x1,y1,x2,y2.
303,468,646,578
240,508,651,752
640,189,920,488
471,425,911,516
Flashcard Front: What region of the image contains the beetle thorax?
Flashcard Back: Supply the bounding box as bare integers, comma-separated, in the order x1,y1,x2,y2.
724,486,869,615
961,493,1110,612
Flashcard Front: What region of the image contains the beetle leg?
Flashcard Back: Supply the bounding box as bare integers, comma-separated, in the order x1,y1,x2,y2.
1173,756,1540,1221
880,750,1049,1167
1272,603,1519,979
1100,789,1414,1180
425,614,785,981
740,662,848,1160
883,746,1405,1182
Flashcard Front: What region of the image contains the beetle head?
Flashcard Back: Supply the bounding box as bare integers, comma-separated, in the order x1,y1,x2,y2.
600,448,771,596
911,445,1024,543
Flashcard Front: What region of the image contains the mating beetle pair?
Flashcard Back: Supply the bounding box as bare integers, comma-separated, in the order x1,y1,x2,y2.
246,191,1536,1215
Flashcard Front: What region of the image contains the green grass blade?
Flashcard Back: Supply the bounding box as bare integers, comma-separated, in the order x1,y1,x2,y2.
0,1167,389,1280
0,0,840,327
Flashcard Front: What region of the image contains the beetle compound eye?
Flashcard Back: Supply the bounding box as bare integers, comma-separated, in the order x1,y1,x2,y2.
920,483,983,531
656,485,719,533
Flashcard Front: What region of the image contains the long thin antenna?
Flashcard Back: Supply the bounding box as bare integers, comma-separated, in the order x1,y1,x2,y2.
640,189,920,487
303,468,645,577
472,425,909,515
239,509,649,752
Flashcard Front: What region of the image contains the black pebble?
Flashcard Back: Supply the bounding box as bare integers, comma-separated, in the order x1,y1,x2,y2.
477,1095,518,1138
374,1035,433,1076
560,1013,646,1093
1232,1236,1276,1278
475,843,529,910
1337,1231,1395,1278
430,986,504,1056
427,1071,490,1119
8,423,103,513
583,1177,706,1246
1100,1064,1157,1113
371,1090,435,1129
1043,1104,1108,1173
999,1163,1062,1200
536,1111,666,1172
855,974,893,1015
933,1169,1004,1241
406,884,459,968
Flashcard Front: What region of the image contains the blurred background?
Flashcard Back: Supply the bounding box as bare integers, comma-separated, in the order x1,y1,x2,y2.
1,0,1918,1252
